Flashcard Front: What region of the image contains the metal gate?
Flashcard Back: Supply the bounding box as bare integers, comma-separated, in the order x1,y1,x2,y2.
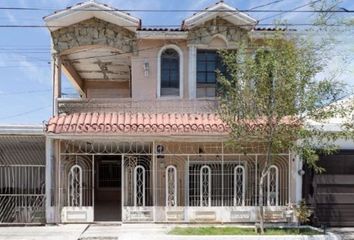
0,165,46,223
303,150,354,227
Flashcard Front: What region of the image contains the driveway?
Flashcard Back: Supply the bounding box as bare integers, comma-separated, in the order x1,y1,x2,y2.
328,228,354,240
0,224,88,240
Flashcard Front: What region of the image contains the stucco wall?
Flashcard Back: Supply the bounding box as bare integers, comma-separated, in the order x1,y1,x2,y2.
131,39,189,100
53,17,250,100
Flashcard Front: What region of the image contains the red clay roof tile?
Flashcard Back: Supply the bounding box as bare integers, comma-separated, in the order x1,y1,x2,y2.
46,112,228,135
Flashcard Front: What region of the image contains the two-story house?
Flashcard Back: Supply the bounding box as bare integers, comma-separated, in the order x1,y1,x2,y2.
42,0,302,224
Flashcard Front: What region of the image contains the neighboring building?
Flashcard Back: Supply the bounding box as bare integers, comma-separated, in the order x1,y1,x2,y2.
303,149,354,227
0,126,46,224
302,102,354,227
0,1,304,224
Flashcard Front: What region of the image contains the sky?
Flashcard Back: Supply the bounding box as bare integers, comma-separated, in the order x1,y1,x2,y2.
0,0,353,125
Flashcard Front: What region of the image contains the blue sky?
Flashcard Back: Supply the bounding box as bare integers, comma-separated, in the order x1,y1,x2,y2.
0,0,353,125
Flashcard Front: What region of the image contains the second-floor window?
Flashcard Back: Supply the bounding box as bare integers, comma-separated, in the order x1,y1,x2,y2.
196,50,226,98
161,49,180,97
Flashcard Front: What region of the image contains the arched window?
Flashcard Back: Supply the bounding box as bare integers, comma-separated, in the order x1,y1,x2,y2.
166,165,177,207
200,165,211,207
134,165,145,207
158,45,183,97
267,165,279,206
68,164,82,207
234,165,245,206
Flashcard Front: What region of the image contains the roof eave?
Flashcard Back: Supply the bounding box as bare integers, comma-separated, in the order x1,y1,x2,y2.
0,125,44,135
137,31,188,39
43,1,140,32
183,2,257,30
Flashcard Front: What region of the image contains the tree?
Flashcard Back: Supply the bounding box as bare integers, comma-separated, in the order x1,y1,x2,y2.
217,31,349,234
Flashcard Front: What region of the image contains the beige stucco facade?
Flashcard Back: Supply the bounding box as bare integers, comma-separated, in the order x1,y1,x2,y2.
39,0,302,225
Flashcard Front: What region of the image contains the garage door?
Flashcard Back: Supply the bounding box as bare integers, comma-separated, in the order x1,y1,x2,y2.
303,151,354,227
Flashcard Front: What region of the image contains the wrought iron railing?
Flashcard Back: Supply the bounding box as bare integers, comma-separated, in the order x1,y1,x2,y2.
57,98,218,114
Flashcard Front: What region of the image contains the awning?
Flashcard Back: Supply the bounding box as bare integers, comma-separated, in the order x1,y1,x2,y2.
46,112,228,135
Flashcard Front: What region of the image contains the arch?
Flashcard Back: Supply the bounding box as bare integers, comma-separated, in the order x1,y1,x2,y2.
209,34,228,48
267,165,279,206
200,165,211,207
157,44,184,98
134,165,146,207
67,164,83,207
234,165,246,206
165,165,177,207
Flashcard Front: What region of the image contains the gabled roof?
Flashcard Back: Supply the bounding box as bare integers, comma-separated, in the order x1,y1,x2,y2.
182,1,257,30
43,0,141,32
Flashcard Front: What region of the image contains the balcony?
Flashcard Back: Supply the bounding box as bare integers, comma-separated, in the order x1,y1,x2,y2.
57,98,218,114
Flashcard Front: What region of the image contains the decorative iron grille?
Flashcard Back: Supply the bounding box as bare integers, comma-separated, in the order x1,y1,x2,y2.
0,165,45,223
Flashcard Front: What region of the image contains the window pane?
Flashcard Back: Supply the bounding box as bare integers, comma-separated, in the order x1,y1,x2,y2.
197,52,206,61
197,72,206,83
207,72,216,83
207,61,216,71
197,61,206,71
161,48,180,96
206,87,216,97
206,52,217,61
161,70,170,82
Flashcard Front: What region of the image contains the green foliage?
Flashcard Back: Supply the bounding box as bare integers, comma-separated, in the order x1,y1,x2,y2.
168,226,321,236
217,31,349,172
295,200,313,225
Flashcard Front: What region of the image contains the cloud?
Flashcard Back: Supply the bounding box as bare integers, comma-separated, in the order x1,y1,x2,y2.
4,11,18,24
0,53,51,86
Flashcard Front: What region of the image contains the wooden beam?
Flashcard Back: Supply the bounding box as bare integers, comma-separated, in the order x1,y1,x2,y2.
61,59,86,98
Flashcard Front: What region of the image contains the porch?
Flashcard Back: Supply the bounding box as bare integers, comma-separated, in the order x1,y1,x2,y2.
53,139,295,224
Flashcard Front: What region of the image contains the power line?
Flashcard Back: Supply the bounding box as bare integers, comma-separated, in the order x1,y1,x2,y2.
0,105,51,121
249,0,284,10
0,7,352,13
0,88,73,96
0,21,349,65
259,0,321,21
0,1,347,66
0,22,352,28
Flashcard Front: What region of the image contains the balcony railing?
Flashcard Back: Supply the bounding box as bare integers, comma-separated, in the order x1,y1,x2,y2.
57,98,218,114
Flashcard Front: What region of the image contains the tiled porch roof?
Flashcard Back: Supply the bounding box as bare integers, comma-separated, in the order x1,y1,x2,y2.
46,112,229,135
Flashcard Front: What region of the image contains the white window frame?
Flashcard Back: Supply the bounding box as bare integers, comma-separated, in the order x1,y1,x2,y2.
157,44,184,98
165,165,177,207
200,165,211,207
134,165,146,207
67,164,82,207
234,165,246,206
267,165,279,206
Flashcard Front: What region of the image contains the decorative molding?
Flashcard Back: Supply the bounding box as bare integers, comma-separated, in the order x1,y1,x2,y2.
188,45,197,99
157,44,184,98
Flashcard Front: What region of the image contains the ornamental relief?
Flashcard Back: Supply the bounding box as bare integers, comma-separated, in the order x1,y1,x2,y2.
51,18,137,53
187,18,249,47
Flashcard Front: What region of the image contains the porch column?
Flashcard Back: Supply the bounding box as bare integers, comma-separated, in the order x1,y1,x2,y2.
52,53,61,116
188,45,197,99
294,154,302,203
45,138,55,223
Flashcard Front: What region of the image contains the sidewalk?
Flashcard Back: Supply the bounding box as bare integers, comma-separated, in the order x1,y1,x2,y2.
0,224,340,240
0,224,87,240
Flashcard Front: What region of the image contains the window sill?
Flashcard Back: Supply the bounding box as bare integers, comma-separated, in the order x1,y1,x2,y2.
195,97,218,100
157,96,183,100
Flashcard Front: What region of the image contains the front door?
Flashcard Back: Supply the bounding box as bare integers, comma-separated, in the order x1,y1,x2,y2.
94,156,122,221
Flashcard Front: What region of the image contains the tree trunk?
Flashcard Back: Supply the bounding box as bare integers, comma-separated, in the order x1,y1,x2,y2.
258,168,268,234
259,174,265,234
